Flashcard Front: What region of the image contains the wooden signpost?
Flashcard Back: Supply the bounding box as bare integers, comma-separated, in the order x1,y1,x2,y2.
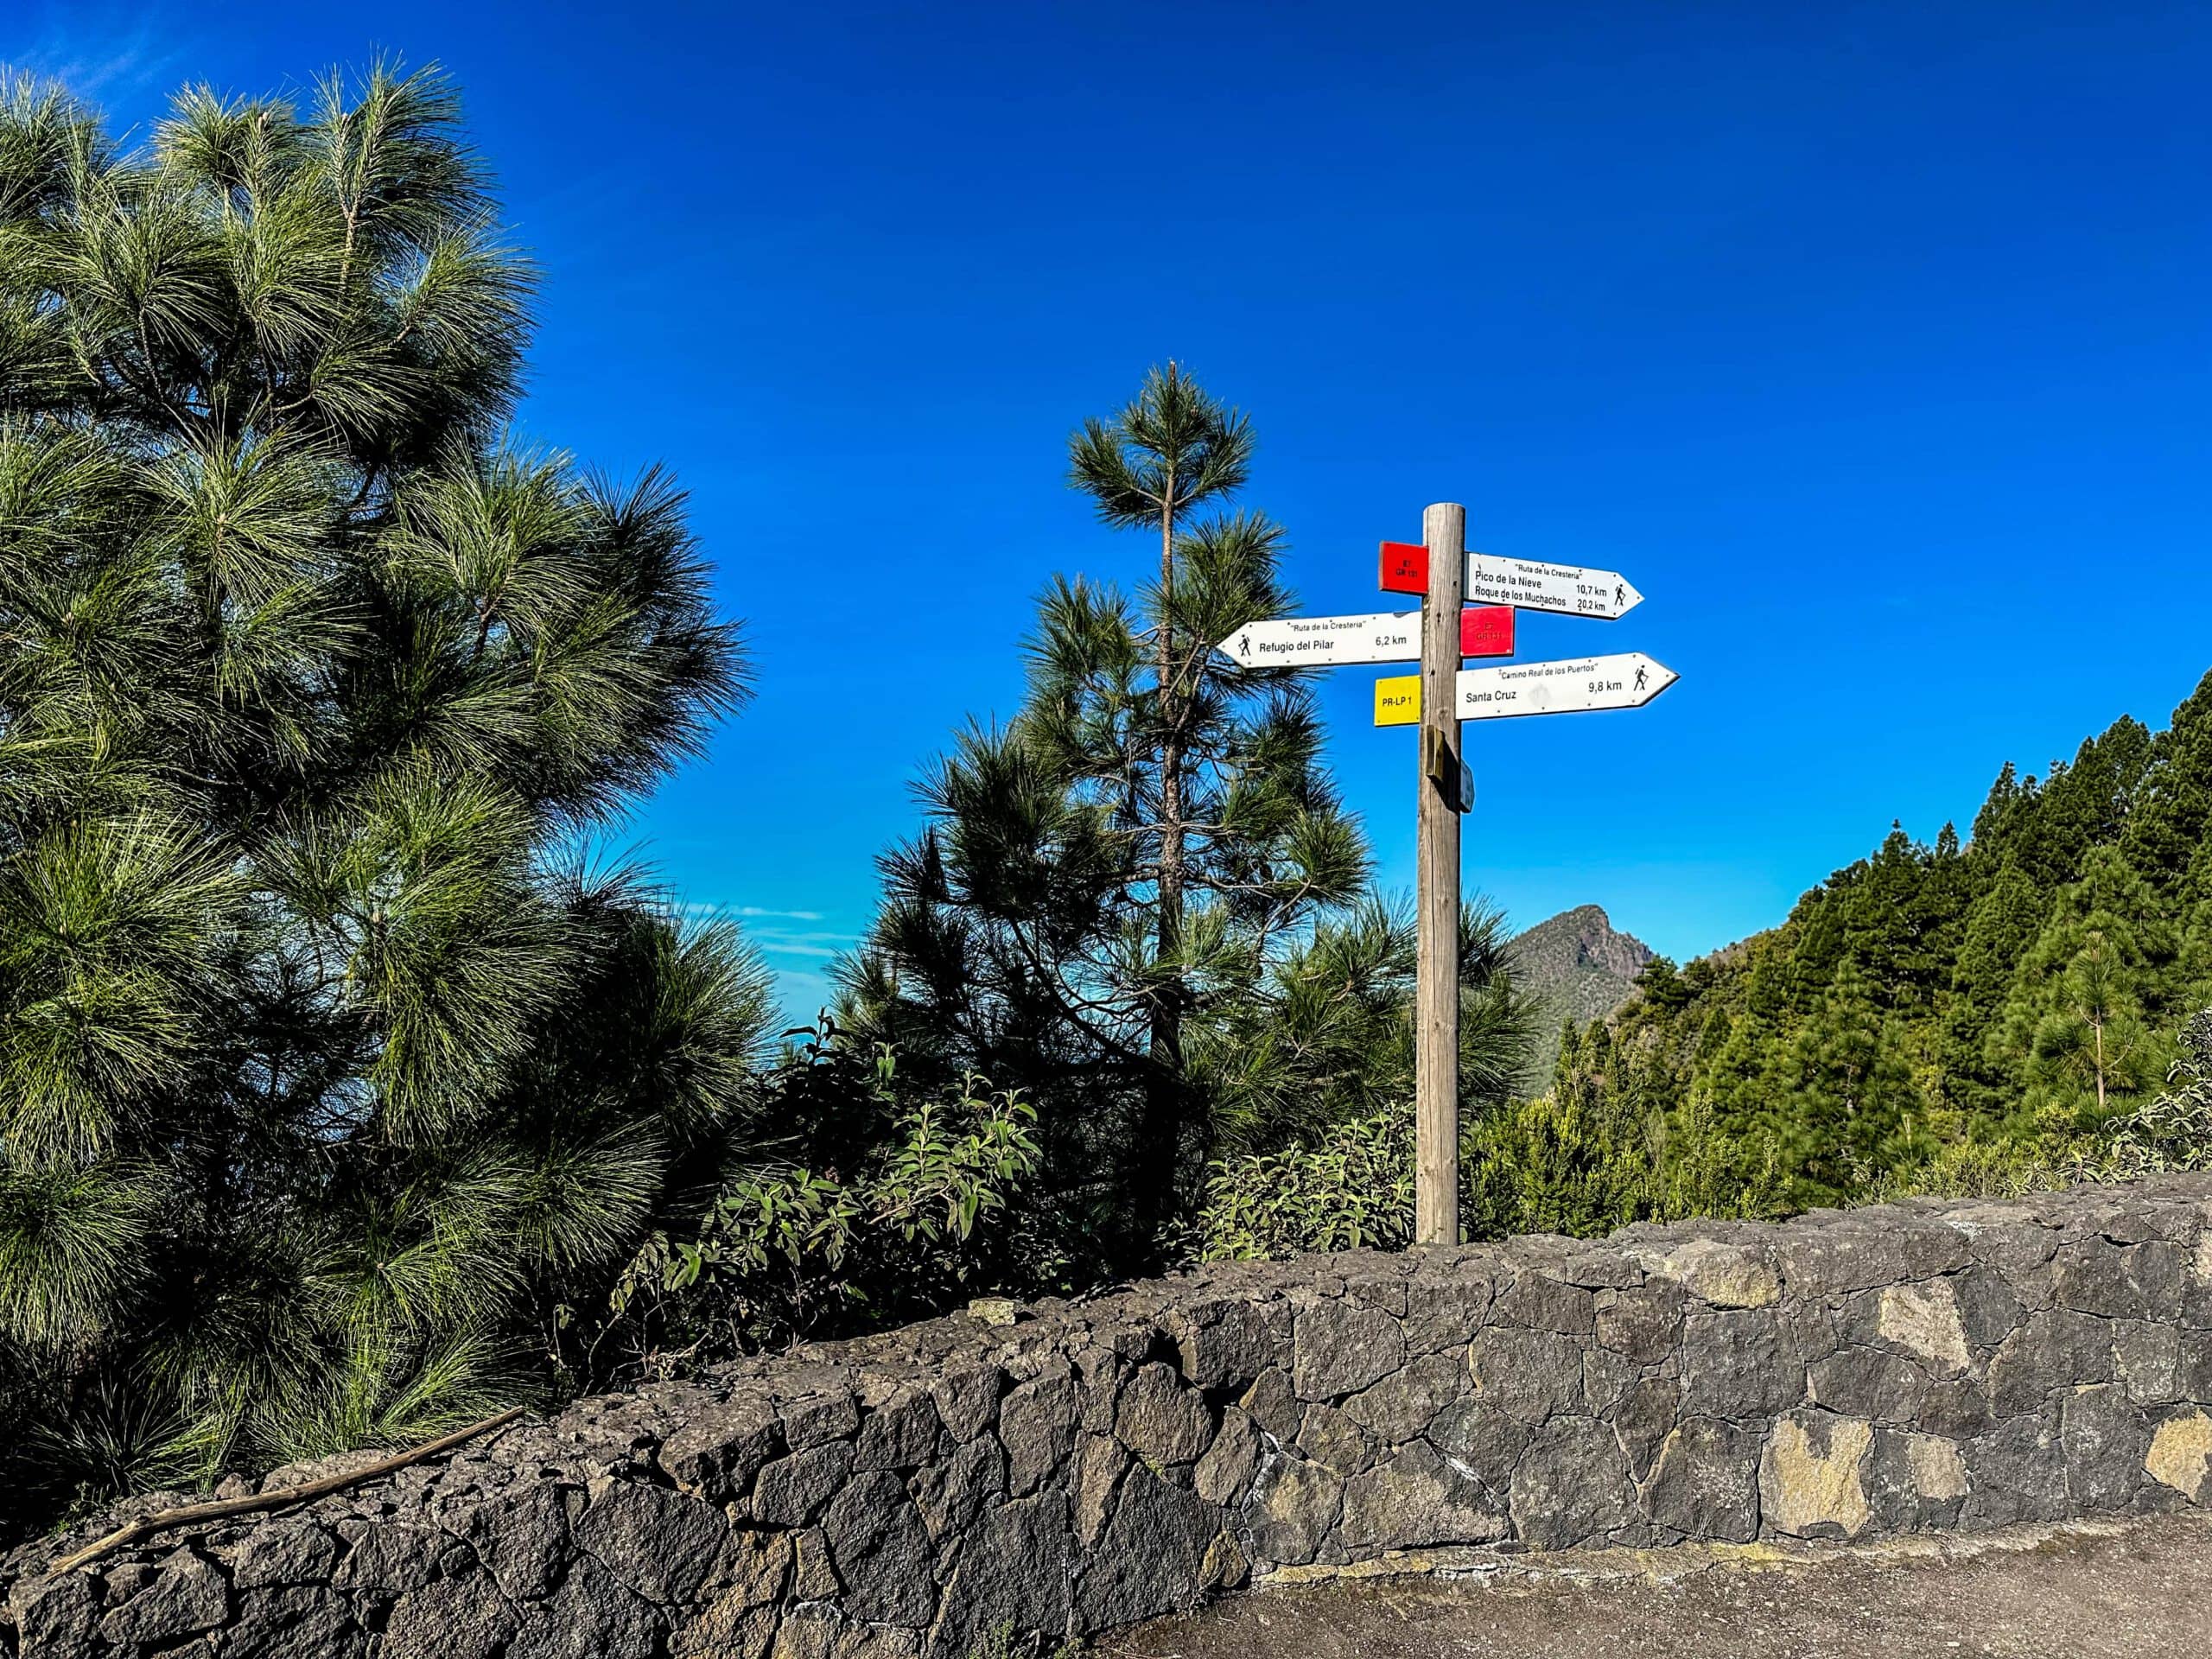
1218,506,1675,1247
1414,505,1465,1249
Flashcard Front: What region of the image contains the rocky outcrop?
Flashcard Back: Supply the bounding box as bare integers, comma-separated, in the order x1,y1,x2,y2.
1507,903,1655,993
1503,904,1656,1084
9,1177,2212,1657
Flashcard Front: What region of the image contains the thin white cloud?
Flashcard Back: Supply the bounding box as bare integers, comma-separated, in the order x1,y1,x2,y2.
678,903,860,961
677,901,830,924
8,3,188,107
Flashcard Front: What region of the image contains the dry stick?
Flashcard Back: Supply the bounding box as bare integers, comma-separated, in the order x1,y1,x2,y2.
44,1407,527,1579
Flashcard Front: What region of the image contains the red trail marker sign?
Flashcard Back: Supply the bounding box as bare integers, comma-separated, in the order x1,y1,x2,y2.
1459,604,1514,658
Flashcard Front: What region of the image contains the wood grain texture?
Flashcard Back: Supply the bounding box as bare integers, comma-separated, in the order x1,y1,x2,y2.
1415,501,1465,1246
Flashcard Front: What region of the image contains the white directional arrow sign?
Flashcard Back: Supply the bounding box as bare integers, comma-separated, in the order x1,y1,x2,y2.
1464,553,1643,620
1372,652,1678,725
1217,611,1421,668
1452,652,1675,720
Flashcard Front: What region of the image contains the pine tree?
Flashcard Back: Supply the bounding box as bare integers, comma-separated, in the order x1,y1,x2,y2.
1951,855,2050,1025
2180,874,2212,1007
1836,825,1946,1001
2120,670,2212,887
1188,899,1533,1154
1999,718,2155,890
0,66,761,1519
1969,760,2030,850
1777,957,1925,1200
847,366,1526,1268
1057,367,1290,1233
2031,935,2154,1117
1989,846,2177,1130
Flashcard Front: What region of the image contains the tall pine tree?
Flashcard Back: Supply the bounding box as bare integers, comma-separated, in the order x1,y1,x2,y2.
1992,845,2177,1128
847,366,1529,1268
0,65,764,1520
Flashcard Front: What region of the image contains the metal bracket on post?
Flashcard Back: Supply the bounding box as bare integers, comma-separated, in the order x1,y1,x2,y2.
1421,726,1453,791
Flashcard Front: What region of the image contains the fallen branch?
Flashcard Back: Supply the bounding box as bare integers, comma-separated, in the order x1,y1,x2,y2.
44,1407,528,1579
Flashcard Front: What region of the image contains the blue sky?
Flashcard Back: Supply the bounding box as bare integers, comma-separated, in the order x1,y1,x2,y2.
10,1,2209,1014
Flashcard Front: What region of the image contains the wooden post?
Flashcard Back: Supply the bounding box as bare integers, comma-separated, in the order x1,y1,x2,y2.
1415,502,1464,1246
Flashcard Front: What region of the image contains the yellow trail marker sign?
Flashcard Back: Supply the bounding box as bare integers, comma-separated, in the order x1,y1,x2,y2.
1374,675,1420,726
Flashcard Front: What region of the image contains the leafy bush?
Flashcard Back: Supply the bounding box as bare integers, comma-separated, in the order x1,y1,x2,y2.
1859,1138,2067,1204
1194,1104,1414,1260
2090,1007,2212,1177
601,1029,1045,1366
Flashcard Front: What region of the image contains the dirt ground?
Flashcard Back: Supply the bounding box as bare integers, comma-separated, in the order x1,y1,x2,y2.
1099,1515,2212,1659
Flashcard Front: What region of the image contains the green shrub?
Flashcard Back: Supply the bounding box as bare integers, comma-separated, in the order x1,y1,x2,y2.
2088,1007,2212,1177
601,1033,1045,1365
1194,1104,1414,1260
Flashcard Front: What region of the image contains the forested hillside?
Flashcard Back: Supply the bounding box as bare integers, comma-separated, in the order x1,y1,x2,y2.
1517,672,2212,1228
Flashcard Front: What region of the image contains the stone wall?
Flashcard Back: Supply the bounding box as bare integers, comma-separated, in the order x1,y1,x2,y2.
9,1177,2212,1657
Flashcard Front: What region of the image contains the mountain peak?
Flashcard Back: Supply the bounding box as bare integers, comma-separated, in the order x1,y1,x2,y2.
1535,905,1654,978
1503,906,1656,1089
